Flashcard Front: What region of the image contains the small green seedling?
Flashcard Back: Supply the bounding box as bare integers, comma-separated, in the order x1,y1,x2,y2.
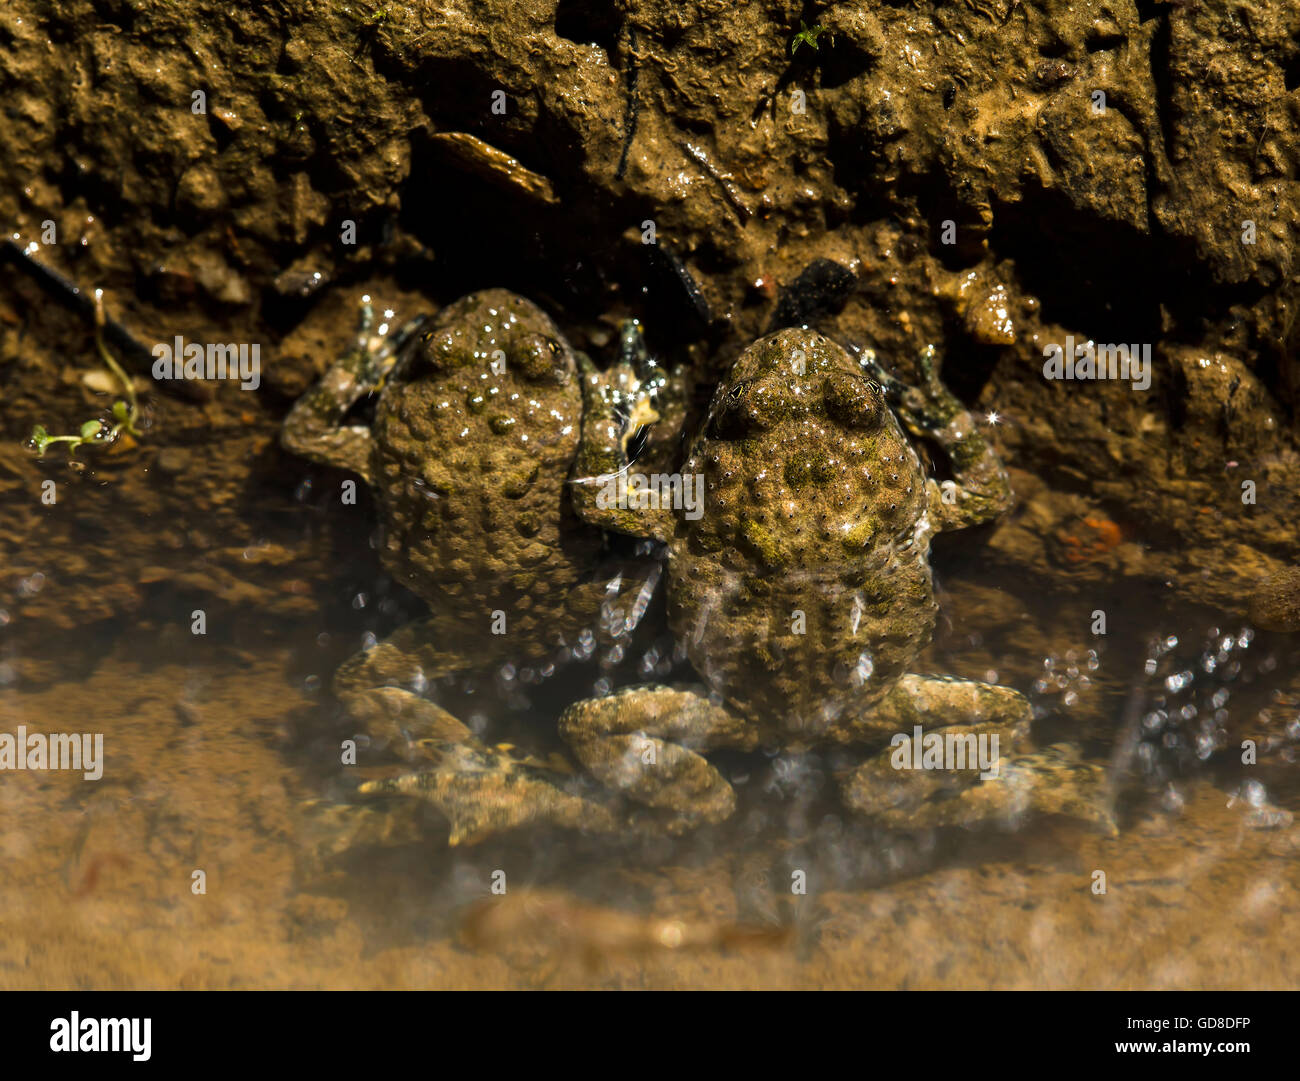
791,21,833,54
28,290,143,459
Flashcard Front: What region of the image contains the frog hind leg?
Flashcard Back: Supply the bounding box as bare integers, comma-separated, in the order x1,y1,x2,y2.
281,297,427,484
558,685,758,833
333,686,625,848
332,619,479,757
861,344,1012,531
295,797,428,879
359,742,624,847
331,622,624,846
842,673,1117,834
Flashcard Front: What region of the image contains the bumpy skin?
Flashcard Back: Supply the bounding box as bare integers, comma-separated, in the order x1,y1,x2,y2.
673,331,936,741
367,291,605,653
563,328,1115,834
283,291,633,847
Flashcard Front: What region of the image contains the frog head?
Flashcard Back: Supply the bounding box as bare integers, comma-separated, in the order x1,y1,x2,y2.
370,290,593,603
681,328,929,572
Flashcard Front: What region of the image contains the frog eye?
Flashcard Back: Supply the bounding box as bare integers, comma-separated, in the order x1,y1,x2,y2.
513,333,566,380
706,378,768,439
822,371,882,429
420,327,463,371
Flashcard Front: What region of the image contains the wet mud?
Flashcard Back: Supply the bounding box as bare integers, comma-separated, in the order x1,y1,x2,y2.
1,0,1298,989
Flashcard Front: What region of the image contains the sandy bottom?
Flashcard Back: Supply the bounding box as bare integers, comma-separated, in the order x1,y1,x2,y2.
1,639,1296,992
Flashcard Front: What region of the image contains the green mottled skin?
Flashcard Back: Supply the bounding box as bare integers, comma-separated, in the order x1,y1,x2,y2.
366,290,606,657
282,290,635,847
561,327,1116,834
671,329,937,742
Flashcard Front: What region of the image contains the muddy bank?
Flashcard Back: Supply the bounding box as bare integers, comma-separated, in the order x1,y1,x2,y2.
1,1,1298,990
2,1,1298,638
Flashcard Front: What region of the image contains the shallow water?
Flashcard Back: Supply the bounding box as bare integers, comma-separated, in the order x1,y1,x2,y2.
2,478,1297,989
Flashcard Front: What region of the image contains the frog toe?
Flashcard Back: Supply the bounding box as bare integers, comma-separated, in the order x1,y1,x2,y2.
844,741,1117,834
1006,743,1119,836
359,742,623,846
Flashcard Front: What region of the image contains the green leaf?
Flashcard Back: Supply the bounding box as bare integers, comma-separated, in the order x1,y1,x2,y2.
80,419,102,440
111,400,130,422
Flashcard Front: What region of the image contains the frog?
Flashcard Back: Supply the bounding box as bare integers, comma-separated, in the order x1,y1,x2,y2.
558,326,1116,835
282,289,684,846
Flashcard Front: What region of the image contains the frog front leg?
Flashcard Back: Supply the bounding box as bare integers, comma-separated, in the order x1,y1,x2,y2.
611,320,692,477
558,685,759,832
842,673,1116,833
861,344,1013,531
570,324,688,541
281,297,427,483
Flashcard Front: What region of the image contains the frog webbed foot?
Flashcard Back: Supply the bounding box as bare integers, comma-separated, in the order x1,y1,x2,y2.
842,674,1116,834
281,297,427,482
558,685,758,834
999,743,1118,835
296,796,429,879
359,742,624,846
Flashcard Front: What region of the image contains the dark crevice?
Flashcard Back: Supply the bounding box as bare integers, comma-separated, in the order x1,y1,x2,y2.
783,1,875,90
206,109,236,153
1134,0,1161,22
389,129,723,352
1148,7,1177,163
1283,51,1300,93
1085,31,1127,53
615,24,639,180
937,330,1004,410
90,0,139,34
1036,36,1071,59
814,39,876,90
989,180,1277,401
989,185,1163,347
554,0,624,55
396,130,570,304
